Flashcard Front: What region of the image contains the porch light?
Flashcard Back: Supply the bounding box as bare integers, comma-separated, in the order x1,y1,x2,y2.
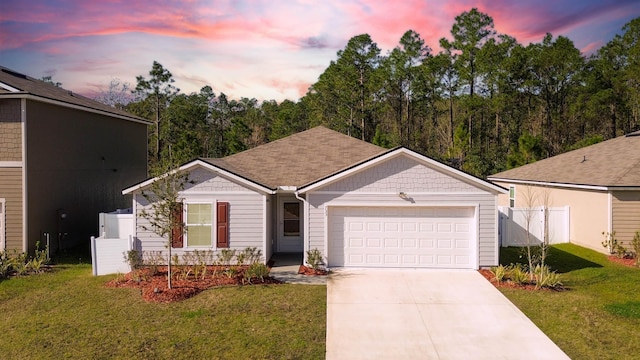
398,192,408,199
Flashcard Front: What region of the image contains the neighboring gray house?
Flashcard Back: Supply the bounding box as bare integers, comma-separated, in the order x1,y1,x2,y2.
0,66,148,254
124,127,505,269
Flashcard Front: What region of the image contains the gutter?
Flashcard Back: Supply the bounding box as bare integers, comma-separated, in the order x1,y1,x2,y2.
294,189,310,265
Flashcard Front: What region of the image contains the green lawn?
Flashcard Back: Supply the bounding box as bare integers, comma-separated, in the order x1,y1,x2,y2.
499,244,640,360
0,263,326,359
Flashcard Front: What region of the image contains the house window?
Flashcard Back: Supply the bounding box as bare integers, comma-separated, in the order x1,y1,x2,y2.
509,185,516,208
186,203,212,247
283,202,300,236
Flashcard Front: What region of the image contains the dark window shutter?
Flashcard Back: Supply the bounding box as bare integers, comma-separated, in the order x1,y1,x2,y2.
217,202,229,248
171,202,184,248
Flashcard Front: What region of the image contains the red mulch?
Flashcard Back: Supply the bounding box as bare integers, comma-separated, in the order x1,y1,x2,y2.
298,265,328,275
105,266,281,303
607,255,639,268
478,269,546,291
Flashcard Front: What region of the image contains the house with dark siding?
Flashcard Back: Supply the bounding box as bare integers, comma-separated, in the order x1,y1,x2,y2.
0,66,148,254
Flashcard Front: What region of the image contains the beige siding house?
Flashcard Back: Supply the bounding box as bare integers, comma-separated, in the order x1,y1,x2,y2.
125,127,506,269
489,131,640,253
0,66,148,253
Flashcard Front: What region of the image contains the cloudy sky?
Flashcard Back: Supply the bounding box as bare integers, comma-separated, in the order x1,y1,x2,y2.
1,0,639,102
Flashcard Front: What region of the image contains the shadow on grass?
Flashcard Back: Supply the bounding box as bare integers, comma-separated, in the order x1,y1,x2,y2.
500,246,602,273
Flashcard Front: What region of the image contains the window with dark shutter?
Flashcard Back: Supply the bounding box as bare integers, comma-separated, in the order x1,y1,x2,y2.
171,202,184,248
216,202,229,248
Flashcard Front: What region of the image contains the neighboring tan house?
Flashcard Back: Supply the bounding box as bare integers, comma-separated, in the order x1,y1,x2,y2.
0,66,148,254
489,131,640,254
124,126,506,269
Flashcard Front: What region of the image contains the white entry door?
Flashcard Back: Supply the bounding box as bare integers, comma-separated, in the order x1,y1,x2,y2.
277,197,303,252
328,206,476,269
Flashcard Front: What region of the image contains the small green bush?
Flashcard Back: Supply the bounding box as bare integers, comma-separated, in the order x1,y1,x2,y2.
509,264,529,285
631,231,640,266
306,249,324,270
243,262,270,283
602,231,627,259
491,264,508,282
124,250,143,271
532,264,563,289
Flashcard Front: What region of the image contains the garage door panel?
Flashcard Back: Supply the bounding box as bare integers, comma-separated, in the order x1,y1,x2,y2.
329,207,475,269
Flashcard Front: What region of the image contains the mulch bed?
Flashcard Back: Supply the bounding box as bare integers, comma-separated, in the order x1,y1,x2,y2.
105,266,281,303
607,255,639,268
298,265,328,275
478,269,552,291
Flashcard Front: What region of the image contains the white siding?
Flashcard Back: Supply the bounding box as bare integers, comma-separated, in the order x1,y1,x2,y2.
308,192,498,268
132,167,266,262
319,155,483,193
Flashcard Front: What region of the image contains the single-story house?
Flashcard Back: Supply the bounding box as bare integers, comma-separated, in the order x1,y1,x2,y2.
123,126,506,269
489,131,640,253
0,66,148,254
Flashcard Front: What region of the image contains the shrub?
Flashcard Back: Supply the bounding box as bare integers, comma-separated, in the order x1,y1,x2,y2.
490,265,508,282
243,262,270,283
306,249,324,270
143,251,165,275
632,231,640,266
532,264,562,289
602,231,627,258
0,251,14,278
124,250,143,271
217,249,236,267
509,264,528,285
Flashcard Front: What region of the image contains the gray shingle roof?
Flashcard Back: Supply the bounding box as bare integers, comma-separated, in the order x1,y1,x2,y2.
489,132,640,187
0,66,145,122
203,126,388,188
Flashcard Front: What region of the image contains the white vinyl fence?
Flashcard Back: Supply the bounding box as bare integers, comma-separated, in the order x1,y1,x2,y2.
499,206,570,247
91,210,134,276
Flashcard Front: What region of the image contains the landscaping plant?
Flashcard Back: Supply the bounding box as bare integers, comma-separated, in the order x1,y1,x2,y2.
306,248,324,270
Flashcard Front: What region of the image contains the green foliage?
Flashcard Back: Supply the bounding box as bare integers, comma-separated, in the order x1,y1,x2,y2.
604,302,640,319
124,250,143,271
116,14,640,180
601,231,627,258
243,263,271,284
509,263,529,285
305,249,325,270
532,264,563,289
632,231,640,266
490,264,508,282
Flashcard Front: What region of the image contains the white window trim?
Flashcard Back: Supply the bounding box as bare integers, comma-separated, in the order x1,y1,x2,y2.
509,185,516,208
184,201,216,249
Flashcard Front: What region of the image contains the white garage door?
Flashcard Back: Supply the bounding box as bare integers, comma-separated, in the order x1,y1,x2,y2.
328,207,476,269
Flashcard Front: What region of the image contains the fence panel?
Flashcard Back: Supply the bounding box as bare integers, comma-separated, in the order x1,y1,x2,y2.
499,206,569,247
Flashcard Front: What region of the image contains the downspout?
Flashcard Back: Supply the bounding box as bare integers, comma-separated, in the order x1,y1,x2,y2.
294,190,309,264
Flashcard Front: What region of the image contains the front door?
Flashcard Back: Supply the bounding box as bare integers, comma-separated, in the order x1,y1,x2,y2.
277,197,303,252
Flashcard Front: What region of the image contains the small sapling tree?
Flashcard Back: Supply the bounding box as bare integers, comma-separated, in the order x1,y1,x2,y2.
139,160,189,289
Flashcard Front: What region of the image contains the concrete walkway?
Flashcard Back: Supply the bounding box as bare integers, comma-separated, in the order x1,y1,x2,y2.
327,268,569,360
268,253,326,285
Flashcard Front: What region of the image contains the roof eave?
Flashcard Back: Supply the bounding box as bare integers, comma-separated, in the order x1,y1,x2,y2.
122,159,276,195
487,177,640,191
0,93,150,125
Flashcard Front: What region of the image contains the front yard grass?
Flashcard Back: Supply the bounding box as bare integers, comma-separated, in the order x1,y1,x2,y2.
0,263,326,359
499,243,640,360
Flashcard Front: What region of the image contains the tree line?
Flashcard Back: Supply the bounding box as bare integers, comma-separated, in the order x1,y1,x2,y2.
96,9,640,177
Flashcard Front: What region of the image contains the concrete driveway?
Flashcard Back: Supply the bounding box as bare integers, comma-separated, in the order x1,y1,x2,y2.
327,269,569,360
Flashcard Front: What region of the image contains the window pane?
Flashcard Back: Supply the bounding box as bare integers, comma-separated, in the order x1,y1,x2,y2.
188,225,211,246
284,219,300,236
187,204,212,225
283,203,299,220
509,186,515,198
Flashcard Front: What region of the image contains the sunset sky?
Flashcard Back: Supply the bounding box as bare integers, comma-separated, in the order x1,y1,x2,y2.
1,0,639,102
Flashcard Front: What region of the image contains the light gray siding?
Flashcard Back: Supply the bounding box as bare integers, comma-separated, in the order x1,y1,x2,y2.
133,168,266,263
305,155,500,268
307,192,498,267
320,155,483,193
